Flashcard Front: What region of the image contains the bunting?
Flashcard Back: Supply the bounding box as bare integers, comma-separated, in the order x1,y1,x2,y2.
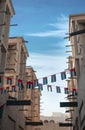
61,71,66,80
64,88,68,94
47,85,52,92
51,74,56,82
56,86,61,93
0,86,78,95
43,77,48,85
0,68,78,95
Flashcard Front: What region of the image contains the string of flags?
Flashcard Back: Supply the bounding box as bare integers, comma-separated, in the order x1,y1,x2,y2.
0,84,77,96
0,67,76,83
0,67,77,95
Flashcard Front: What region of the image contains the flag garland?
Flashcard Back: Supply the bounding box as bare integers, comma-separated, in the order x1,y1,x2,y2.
0,85,77,95
0,68,77,95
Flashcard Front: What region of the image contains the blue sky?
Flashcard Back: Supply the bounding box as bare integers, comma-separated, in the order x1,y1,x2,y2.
10,0,85,116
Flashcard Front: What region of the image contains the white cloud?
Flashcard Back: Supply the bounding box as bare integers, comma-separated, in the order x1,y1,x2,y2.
57,14,68,22
26,30,66,37
26,52,67,79
26,14,69,116
49,23,68,30
25,14,68,38
49,14,68,30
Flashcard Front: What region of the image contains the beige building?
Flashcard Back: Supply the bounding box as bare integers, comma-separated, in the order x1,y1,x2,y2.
41,112,69,123
25,66,41,130
68,13,85,130
0,36,29,130
0,0,42,130
0,0,15,86
5,37,29,99
41,120,69,130
65,56,77,130
0,38,42,130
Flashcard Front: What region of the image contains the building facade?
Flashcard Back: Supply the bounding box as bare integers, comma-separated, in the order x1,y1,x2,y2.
25,66,41,130
0,0,15,86
68,14,85,130
0,1,42,130
41,120,69,130
0,0,15,108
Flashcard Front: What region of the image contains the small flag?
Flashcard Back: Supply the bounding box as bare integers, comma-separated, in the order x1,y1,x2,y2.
18,79,23,90
56,86,61,93
70,68,76,77
38,83,43,91
47,85,52,92
51,74,56,82
64,87,68,94
0,88,3,94
26,81,33,89
11,85,16,92
72,88,77,96
61,72,66,80
7,77,12,85
34,80,39,87
43,77,48,85
18,79,22,86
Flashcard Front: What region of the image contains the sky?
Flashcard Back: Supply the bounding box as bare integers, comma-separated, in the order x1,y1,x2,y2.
10,0,85,116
